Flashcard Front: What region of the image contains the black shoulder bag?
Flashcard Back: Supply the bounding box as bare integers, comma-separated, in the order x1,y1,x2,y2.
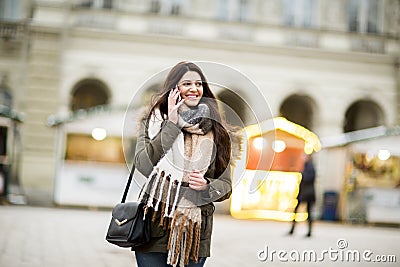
105,164,151,248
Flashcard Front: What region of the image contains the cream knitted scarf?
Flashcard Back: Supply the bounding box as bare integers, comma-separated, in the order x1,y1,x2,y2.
138,103,214,266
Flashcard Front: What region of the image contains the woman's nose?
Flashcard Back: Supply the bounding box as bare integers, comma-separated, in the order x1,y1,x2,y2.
190,83,197,91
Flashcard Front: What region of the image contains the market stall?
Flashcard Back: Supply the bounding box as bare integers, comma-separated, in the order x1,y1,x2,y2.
50,106,141,207
322,126,400,224
345,128,400,224
231,117,321,221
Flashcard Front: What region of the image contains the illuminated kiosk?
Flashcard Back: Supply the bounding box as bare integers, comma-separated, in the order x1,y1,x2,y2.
322,126,400,224
49,106,141,207
231,117,321,221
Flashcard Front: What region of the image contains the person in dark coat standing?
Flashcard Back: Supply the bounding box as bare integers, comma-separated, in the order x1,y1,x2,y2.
288,154,316,237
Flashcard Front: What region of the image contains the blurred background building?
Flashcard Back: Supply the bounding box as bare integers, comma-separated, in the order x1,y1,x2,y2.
0,0,399,222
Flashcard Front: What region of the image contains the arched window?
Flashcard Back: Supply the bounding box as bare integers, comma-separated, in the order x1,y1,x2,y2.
141,84,161,105
70,79,110,111
343,100,384,132
279,94,316,130
217,89,247,126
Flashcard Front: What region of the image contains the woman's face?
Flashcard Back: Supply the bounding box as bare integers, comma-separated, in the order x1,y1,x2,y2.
177,71,203,107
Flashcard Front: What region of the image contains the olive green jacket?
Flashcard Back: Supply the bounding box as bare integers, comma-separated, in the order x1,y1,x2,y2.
134,119,232,257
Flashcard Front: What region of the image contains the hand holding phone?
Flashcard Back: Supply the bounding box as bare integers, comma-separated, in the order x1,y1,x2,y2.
168,85,183,124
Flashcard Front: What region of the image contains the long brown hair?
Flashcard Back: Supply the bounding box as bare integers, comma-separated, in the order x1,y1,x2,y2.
148,61,232,177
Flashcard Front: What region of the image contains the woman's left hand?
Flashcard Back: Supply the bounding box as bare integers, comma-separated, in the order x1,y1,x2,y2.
189,169,208,191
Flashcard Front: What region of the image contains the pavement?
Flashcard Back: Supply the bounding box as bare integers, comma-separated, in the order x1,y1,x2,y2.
0,205,399,267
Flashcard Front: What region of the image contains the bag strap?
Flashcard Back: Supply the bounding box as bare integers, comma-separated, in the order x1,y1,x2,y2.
121,162,135,203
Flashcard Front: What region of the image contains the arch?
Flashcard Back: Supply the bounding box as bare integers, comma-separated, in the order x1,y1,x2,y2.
343,99,385,132
141,83,162,105
279,94,317,130
70,78,111,111
217,89,248,126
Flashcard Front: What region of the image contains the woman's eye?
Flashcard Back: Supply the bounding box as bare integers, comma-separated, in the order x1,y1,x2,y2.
195,82,203,87
183,82,191,86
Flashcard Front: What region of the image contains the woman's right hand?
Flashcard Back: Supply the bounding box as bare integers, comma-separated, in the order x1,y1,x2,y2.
168,87,184,124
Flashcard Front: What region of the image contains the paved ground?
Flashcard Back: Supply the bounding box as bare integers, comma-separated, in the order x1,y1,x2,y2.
0,205,399,267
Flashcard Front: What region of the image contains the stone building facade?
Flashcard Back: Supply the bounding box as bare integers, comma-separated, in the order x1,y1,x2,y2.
0,0,399,205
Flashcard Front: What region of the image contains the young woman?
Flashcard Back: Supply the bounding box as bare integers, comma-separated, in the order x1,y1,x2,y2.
134,61,236,267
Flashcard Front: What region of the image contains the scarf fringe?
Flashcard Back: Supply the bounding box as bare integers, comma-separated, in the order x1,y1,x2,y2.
141,168,202,267
167,208,201,267
169,181,182,217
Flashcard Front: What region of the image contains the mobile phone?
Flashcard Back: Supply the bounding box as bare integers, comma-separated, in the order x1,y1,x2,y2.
176,94,182,104
175,84,181,104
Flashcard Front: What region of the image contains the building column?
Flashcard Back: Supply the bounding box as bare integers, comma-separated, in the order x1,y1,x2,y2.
20,28,62,205
311,107,345,219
